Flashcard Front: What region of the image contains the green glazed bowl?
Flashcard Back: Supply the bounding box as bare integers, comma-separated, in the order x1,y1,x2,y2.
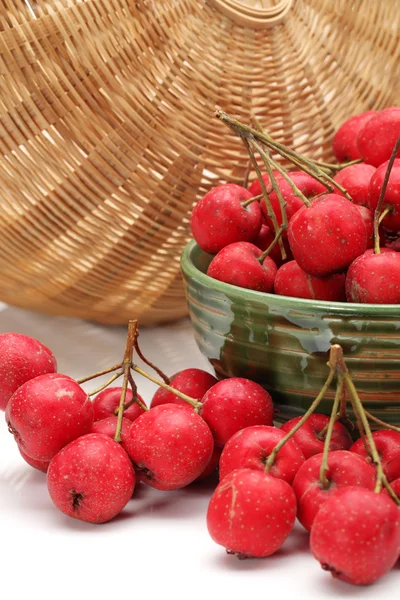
181,240,400,427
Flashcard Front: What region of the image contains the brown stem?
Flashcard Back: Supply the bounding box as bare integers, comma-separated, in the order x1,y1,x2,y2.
113,372,148,414
344,372,400,504
115,320,138,443
134,335,170,385
242,157,252,189
364,410,400,434
258,226,285,262
78,363,122,385
132,364,202,411
319,376,344,489
374,136,400,254
88,371,123,397
264,345,341,473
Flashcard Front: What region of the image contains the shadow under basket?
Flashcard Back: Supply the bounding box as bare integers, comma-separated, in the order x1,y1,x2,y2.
181,240,400,428
0,1,399,325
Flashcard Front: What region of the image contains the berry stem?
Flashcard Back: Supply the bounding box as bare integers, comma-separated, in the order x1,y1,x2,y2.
343,372,400,504
312,158,362,172
215,110,351,201
132,365,203,411
258,226,285,262
113,372,149,414
243,138,286,259
264,345,341,473
88,371,123,397
242,193,263,208
77,363,123,385
319,375,344,489
115,320,138,443
374,136,400,254
364,410,400,434
134,333,170,385
242,157,252,189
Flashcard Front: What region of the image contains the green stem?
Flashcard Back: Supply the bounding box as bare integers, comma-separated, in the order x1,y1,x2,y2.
242,193,263,208
242,157,252,189
264,345,341,473
113,372,149,414
78,363,122,385
343,372,400,504
374,136,400,254
258,226,285,262
313,158,362,171
115,320,137,443
364,409,400,434
132,365,202,411
88,371,123,397
319,376,344,489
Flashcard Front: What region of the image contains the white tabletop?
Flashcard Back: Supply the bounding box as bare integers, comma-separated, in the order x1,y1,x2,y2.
0,304,397,599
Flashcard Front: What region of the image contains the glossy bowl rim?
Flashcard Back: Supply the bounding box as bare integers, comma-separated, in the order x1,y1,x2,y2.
181,239,400,316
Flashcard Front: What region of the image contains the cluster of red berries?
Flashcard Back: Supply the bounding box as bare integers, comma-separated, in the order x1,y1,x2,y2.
191,107,400,304
2,330,400,588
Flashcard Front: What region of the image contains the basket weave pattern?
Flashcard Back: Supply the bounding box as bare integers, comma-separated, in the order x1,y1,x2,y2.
0,0,399,325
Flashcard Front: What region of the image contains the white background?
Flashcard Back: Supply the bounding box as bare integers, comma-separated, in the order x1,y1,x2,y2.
0,303,398,600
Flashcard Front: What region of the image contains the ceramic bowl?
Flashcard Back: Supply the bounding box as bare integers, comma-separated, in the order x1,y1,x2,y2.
181,240,400,426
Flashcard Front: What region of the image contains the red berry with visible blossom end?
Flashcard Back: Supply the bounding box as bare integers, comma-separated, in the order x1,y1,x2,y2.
357,110,400,167
151,368,217,409
288,195,367,277
350,429,400,482
19,448,50,473
292,450,376,531
93,387,146,423
333,163,376,207
6,373,93,462
261,171,327,228
0,333,57,411
200,378,274,447
345,249,400,304
367,159,400,231
274,261,346,301
280,413,352,459
207,242,277,292
219,425,304,484
47,433,135,524
332,111,377,162
310,486,400,585
207,468,297,559
254,224,293,266
190,184,262,254
91,416,133,454
124,404,214,490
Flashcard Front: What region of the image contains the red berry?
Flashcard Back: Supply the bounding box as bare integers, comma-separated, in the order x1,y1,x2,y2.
382,477,400,500
200,378,274,447
357,110,400,167
332,111,377,162
248,171,280,197
310,486,400,585
93,387,146,422
354,205,375,249
219,425,304,484
19,448,49,473
91,416,133,454
207,468,296,558
196,446,222,481
288,195,367,276
350,429,400,482
253,224,293,266
280,414,352,459
47,433,135,524
260,172,326,228
151,368,217,409
293,450,376,531
124,404,214,490
274,260,346,301
190,184,262,254
0,333,57,411
207,242,277,292
367,158,400,231
333,163,376,206
346,249,400,303
6,373,93,461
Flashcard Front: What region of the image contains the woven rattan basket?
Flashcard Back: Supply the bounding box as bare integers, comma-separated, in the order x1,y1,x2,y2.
0,1,399,325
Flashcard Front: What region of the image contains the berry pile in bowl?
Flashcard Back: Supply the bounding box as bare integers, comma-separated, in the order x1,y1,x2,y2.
3,328,400,587
181,108,400,426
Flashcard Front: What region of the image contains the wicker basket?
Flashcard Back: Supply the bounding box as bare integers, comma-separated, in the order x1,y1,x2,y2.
0,1,398,325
